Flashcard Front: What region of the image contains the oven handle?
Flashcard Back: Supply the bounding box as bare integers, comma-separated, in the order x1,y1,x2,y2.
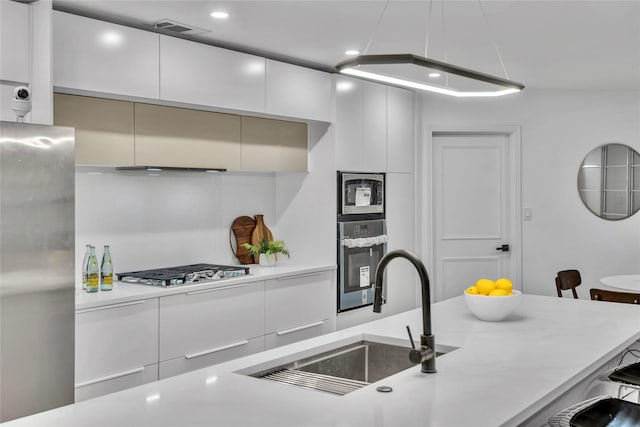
340,235,388,249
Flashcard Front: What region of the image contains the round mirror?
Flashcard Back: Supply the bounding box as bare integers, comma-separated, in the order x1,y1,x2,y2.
577,143,640,220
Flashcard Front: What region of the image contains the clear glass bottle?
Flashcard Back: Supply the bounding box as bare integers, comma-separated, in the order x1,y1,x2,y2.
85,246,99,293
81,244,91,290
100,245,113,291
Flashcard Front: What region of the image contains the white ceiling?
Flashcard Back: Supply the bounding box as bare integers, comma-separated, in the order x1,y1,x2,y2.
53,0,640,91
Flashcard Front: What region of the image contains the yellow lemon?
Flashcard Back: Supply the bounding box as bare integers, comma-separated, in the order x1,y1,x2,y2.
475,279,496,295
466,286,478,295
495,278,513,292
489,288,509,297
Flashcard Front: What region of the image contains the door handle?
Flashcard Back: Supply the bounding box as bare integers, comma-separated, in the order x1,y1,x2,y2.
496,244,510,252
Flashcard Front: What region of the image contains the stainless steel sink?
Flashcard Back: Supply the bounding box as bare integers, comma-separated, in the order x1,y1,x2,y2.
242,335,455,395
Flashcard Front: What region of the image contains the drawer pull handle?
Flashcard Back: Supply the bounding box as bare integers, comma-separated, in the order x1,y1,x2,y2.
276,321,325,336
185,284,246,296
276,272,322,281
184,340,249,359
76,300,146,314
75,367,145,388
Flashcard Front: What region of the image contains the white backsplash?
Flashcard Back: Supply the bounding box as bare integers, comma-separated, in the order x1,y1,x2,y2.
75,169,276,286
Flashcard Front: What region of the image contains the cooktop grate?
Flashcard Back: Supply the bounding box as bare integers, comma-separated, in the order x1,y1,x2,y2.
117,263,250,287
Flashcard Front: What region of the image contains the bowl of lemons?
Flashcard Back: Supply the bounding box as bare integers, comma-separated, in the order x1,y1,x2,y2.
464,278,522,321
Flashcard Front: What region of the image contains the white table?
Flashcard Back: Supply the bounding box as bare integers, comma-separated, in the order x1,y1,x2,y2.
600,274,640,292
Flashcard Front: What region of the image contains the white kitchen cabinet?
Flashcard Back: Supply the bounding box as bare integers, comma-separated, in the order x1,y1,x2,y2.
159,337,264,380
334,76,387,172
384,173,417,314
54,93,135,166
265,60,332,122
264,271,333,350
53,11,159,99
134,103,242,169
363,82,388,171
75,299,159,401
159,282,265,379
0,0,30,84
241,116,308,172
386,86,415,173
160,35,265,113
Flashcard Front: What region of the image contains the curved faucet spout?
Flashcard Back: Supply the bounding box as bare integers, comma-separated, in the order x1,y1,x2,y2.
373,249,436,373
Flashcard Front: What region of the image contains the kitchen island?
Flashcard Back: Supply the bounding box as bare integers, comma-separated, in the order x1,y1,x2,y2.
5,294,640,427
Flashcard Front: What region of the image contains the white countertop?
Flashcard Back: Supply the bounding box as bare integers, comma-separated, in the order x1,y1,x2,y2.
75,264,336,310
7,294,640,427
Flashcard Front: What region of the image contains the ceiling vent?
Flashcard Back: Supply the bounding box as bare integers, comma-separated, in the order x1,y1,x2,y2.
152,19,209,36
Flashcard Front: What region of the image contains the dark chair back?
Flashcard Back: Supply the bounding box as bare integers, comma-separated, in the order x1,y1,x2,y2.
590,288,640,304
555,270,582,299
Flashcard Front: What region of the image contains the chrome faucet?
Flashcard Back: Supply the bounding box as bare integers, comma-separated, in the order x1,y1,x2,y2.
373,250,436,373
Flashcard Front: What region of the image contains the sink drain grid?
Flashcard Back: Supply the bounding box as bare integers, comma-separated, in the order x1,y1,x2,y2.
257,368,369,396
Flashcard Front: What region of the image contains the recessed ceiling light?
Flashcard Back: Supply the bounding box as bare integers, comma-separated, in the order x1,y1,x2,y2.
210,11,229,19
428,73,441,78
345,50,360,56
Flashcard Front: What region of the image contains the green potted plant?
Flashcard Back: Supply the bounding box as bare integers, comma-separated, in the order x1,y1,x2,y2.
242,238,290,267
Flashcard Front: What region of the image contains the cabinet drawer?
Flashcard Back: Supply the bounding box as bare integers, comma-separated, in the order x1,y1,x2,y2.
159,282,265,361
264,319,331,350
75,299,159,386
159,336,264,380
75,363,158,402
265,272,332,335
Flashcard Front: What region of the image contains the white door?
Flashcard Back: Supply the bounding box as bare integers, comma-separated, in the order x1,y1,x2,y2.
430,130,521,301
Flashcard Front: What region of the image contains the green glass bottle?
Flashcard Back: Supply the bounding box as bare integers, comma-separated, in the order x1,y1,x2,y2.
81,244,91,290
86,246,99,293
100,245,113,291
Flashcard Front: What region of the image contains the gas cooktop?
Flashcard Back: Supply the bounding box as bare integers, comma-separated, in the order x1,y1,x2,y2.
116,263,250,287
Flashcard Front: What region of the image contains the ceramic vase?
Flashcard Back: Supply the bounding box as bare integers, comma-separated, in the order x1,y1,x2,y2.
259,253,277,267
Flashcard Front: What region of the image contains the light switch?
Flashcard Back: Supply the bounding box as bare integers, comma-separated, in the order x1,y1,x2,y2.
524,207,533,221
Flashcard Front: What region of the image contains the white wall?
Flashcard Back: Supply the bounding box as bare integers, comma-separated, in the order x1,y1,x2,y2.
420,89,640,297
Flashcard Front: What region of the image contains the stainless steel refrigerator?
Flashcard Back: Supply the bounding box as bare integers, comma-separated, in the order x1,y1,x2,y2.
0,121,75,422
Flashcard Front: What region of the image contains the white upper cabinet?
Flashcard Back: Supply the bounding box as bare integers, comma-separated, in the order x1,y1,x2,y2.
386,86,415,173
362,82,387,172
335,76,415,173
0,1,30,84
160,36,266,113
265,59,332,122
335,76,387,172
53,11,160,99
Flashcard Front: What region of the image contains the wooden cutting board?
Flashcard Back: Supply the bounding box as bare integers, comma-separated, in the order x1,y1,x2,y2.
251,214,274,263
229,216,257,264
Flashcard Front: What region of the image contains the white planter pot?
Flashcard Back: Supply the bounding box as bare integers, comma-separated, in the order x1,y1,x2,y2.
259,253,277,267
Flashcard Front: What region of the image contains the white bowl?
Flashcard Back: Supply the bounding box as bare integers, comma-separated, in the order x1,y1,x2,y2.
464,290,522,322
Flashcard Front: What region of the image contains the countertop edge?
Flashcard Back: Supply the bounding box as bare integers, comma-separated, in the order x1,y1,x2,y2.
75,264,337,311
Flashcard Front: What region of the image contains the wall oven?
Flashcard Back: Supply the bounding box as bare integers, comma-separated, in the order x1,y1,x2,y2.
337,219,388,312
337,172,385,220
337,171,388,312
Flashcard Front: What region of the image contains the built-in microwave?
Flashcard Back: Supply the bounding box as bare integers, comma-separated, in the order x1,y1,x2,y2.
337,172,385,220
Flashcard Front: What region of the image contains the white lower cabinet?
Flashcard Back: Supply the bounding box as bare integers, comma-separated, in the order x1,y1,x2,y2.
159,337,264,379
75,363,158,402
264,272,333,350
74,299,159,402
158,282,265,379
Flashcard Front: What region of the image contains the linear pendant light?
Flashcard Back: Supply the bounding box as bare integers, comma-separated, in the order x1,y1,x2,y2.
336,53,525,97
